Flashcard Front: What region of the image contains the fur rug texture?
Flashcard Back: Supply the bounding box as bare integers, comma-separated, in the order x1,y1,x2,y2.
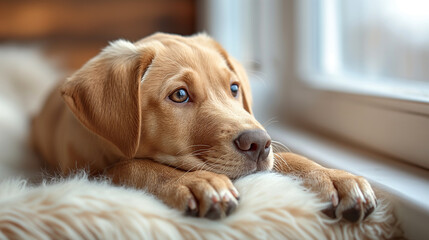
0,173,401,240
0,46,403,240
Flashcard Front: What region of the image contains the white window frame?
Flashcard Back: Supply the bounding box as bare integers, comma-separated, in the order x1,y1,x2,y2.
287,0,429,169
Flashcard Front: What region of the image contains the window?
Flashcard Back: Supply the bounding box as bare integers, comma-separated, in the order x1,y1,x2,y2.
293,0,429,169
299,0,429,101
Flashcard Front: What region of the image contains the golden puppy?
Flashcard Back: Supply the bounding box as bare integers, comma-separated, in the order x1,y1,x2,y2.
31,33,376,221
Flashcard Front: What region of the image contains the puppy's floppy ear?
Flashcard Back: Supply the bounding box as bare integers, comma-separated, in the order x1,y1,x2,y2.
230,57,253,115
60,40,155,158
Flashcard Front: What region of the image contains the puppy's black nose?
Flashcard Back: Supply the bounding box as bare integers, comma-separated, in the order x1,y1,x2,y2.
234,130,271,162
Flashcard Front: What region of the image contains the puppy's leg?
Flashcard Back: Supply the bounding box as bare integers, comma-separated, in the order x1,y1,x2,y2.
274,152,377,222
106,159,239,220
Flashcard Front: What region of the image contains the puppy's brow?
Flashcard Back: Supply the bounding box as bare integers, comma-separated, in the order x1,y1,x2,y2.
181,71,195,84
160,68,195,94
219,52,235,74
210,42,236,74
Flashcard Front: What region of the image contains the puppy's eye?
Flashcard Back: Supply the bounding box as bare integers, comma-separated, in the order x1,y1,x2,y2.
230,84,239,97
169,88,190,103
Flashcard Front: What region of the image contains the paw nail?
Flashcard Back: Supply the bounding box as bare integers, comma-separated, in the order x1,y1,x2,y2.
332,194,339,207
230,189,240,200
223,194,230,202
356,197,363,204
355,202,361,210
212,195,220,203
188,198,197,210
364,206,375,219
185,199,198,217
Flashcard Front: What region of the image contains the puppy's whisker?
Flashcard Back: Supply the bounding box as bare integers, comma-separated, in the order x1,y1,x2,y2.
174,152,221,177
246,70,268,85
190,149,214,155
189,151,214,160
273,152,290,170
262,117,278,128
170,156,203,171
205,160,236,167
175,144,212,155
195,159,217,174
203,155,241,173
191,152,214,158
169,149,216,172
272,140,292,153
203,153,241,167
272,144,285,155
263,120,278,129
202,154,225,164
272,141,291,169
172,161,210,184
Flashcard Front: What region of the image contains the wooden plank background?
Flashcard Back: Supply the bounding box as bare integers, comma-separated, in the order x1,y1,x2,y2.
0,0,196,70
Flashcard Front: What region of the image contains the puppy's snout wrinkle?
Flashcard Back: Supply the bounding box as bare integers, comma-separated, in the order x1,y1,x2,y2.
234,130,271,162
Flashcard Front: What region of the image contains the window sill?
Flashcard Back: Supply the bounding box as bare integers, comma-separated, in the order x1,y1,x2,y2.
267,124,429,240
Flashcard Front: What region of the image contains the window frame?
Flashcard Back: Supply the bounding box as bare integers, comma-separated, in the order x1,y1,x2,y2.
285,0,429,169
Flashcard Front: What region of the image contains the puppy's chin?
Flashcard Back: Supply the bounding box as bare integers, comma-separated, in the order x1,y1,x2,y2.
152,151,274,179
213,153,275,180
240,155,274,178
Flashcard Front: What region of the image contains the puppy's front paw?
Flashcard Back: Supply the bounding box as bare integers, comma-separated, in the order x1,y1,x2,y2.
163,170,239,220
305,169,377,222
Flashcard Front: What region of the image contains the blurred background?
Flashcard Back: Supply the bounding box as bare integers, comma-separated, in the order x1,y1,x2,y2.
1,0,428,237
0,0,196,70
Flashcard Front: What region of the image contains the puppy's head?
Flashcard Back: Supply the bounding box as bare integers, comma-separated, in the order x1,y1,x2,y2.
61,33,273,179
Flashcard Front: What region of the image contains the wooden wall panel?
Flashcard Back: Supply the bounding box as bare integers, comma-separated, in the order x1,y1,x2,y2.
0,0,196,69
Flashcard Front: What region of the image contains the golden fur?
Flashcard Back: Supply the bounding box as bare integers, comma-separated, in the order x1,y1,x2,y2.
31,33,376,221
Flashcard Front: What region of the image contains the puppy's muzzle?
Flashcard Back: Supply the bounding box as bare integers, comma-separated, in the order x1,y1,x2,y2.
234,130,271,162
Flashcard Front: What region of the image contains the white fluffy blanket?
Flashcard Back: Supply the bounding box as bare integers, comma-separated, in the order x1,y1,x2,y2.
0,173,400,240
0,46,402,240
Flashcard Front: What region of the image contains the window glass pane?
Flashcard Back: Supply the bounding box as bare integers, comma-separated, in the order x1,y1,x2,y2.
322,0,429,83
